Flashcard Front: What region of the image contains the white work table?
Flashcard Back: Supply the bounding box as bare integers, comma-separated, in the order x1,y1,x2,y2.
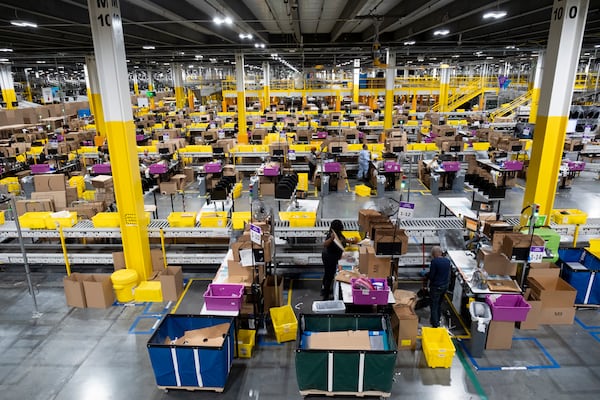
438,197,477,220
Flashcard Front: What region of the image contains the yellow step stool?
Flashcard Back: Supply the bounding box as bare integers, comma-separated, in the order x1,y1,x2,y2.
134,281,163,302
355,184,371,197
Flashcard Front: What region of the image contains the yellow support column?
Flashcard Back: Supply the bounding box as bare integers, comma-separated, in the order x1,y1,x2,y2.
335,89,342,111
263,61,270,112
235,51,248,144
24,68,33,102
411,92,417,119
384,51,396,129
172,63,186,110
529,52,544,124
439,64,450,113
0,65,18,109
87,0,152,282
84,56,106,141
187,89,195,109
521,0,589,226
352,59,360,104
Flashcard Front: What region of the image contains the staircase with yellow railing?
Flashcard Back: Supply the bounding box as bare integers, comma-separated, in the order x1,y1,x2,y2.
431,79,485,112
489,90,533,121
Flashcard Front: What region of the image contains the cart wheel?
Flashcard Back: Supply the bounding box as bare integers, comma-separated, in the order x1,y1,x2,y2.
163,389,169,393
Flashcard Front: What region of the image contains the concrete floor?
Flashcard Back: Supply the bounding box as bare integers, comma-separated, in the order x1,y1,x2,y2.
1,171,600,399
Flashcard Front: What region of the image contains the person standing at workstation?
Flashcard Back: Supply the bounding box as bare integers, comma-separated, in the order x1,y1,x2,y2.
428,246,452,328
357,144,370,181
321,220,357,300
307,146,319,184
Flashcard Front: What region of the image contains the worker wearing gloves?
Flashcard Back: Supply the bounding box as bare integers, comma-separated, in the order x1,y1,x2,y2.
357,144,370,181
321,220,357,300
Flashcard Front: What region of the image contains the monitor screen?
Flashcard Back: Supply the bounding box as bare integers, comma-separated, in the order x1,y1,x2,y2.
449,145,461,152
252,135,263,142
272,149,284,156
573,144,585,152
322,120,329,126
213,147,224,155
32,141,44,146
511,145,523,152
158,147,170,155
331,146,343,154
47,148,58,155
288,123,295,128
358,121,366,127
440,154,452,162
445,131,455,137
16,137,26,142
137,124,145,130
392,146,404,153
175,123,182,128
298,136,309,142
157,135,164,142
332,115,340,121
346,134,356,140
204,134,214,141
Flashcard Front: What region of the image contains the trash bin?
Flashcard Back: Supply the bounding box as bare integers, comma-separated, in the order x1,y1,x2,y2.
111,269,139,303
469,301,491,357
321,175,329,195
376,175,386,197
452,171,465,193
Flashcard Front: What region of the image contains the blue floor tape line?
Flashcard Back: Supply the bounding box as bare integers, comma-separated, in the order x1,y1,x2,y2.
588,332,600,344
575,316,600,330
129,315,162,335
460,337,560,371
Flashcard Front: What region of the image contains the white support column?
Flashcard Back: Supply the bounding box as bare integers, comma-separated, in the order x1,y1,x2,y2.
132,70,139,96
384,51,396,129
522,0,589,224
87,0,152,281
0,65,17,109
528,52,544,123
172,63,185,110
84,56,106,142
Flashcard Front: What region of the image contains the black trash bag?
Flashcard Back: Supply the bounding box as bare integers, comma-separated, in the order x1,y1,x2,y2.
415,287,431,310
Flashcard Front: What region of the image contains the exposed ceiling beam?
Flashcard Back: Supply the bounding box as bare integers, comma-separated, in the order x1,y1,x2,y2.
330,0,370,42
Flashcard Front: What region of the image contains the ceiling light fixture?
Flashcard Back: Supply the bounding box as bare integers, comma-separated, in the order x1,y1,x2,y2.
213,16,232,25
595,44,600,48
10,20,37,28
239,33,253,39
142,45,155,50
0,58,9,62
254,43,265,48
0,48,13,52
505,45,516,49
195,55,203,59
452,55,460,58
483,11,507,19
36,60,45,64
433,29,449,36
404,41,416,46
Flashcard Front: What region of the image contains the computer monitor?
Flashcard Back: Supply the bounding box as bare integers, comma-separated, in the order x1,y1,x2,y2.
272,149,284,157
392,146,404,153
288,123,295,128
137,124,145,130
158,147,170,155
346,134,356,140
511,145,523,152
32,141,44,147
449,145,461,152
157,135,164,142
440,154,453,162
298,135,309,143
573,144,585,152
175,123,182,128
204,134,214,142
358,121,366,127
47,148,58,155
252,134,263,142
332,115,340,121
213,147,224,155
331,146,343,154
445,131,455,137
321,120,329,126
16,137,25,143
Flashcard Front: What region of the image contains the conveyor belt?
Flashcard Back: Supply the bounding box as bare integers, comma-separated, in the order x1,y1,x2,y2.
0,220,232,240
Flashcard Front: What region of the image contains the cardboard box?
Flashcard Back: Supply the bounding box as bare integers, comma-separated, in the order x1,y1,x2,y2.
260,182,275,196
391,305,418,350
33,174,66,192
65,186,78,207
527,276,577,308
485,320,515,350
31,191,67,210
158,266,183,301
172,323,231,347
91,175,113,189
500,234,545,260
171,174,187,190
151,249,165,272
67,201,104,219
112,251,125,270
63,272,88,308
82,274,115,309
183,167,194,183
517,292,542,330
306,330,372,350
374,230,409,256
263,275,284,311
476,249,517,276
527,262,560,280
358,245,392,278
537,307,576,325
482,220,513,237
15,199,54,215
159,181,178,195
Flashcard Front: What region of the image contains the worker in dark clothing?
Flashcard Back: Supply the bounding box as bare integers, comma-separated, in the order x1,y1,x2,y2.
321,220,356,300
307,146,319,184
428,246,452,328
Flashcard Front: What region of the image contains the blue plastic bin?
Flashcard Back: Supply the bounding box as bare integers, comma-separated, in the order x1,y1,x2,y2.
147,315,234,390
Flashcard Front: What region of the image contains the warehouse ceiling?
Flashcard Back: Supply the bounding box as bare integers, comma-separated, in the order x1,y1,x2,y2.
1,0,600,72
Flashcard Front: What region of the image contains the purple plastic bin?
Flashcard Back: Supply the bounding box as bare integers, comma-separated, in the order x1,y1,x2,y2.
204,162,222,173
135,134,146,141
441,161,460,172
149,163,168,174
384,162,401,172
263,166,280,176
568,161,586,172
31,164,51,174
503,160,523,171
317,131,328,139
92,163,111,174
485,294,531,322
203,283,244,311
323,162,341,173
351,278,389,305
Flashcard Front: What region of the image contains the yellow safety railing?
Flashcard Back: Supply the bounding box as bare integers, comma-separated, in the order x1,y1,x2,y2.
489,90,533,121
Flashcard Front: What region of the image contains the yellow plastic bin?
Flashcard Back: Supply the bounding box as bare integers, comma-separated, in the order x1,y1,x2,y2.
167,212,197,227
236,329,256,358
232,211,251,230
422,327,456,368
270,304,298,343
134,281,163,302
199,211,228,228
92,212,121,228
355,184,371,197
551,209,588,225
111,269,139,303
0,210,4,225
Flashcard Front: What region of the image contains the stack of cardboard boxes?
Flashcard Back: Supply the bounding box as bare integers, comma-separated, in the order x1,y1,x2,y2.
390,289,419,351
91,175,115,204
